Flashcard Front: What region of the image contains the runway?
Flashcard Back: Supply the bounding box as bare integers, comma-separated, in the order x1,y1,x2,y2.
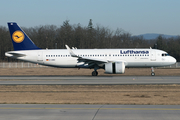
1,77,180,120
0,76,180,85
0,104,180,120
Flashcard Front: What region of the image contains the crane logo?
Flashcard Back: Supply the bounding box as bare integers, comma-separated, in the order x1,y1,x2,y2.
12,31,24,43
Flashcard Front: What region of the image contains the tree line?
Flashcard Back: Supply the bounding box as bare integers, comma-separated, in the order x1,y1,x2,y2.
0,19,180,62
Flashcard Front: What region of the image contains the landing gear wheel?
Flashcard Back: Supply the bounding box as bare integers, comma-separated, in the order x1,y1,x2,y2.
92,71,98,76
151,67,155,76
96,71,98,76
151,72,155,76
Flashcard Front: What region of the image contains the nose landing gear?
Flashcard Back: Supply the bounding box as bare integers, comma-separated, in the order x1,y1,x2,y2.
151,67,155,76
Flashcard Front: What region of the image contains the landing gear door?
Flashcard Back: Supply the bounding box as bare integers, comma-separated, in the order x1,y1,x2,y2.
151,51,156,61
37,51,43,63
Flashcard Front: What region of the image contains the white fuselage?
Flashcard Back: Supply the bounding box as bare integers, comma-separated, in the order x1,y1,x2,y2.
5,48,176,68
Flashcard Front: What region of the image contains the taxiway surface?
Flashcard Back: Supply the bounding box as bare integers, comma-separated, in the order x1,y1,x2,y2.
0,76,180,85
0,104,180,120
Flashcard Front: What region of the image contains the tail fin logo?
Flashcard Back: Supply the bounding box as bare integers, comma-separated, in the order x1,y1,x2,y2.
12,31,25,43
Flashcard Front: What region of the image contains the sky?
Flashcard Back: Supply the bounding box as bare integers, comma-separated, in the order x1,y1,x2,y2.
0,0,180,35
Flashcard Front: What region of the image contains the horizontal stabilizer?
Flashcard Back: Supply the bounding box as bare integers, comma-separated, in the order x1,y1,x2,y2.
5,52,26,57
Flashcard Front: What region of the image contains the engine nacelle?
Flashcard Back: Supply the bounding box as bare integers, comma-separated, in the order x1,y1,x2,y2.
105,62,125,74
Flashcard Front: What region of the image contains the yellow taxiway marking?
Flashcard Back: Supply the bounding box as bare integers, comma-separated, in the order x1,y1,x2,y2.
0,108,180,111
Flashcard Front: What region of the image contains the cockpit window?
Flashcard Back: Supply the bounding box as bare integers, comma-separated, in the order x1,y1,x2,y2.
162,53,170,56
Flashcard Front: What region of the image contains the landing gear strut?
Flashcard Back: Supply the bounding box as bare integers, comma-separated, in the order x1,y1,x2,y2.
92,71,98,76
92,65,99,76
151,67,155,76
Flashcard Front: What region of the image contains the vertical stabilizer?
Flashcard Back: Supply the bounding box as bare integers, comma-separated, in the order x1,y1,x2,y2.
7,22,40,51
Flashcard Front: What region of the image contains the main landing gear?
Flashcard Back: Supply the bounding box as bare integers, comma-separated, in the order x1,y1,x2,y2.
151,67,155,76
92,65,99,76
92,70,98,76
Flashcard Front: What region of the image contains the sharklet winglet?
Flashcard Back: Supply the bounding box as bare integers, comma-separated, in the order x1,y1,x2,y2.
65,45,78,57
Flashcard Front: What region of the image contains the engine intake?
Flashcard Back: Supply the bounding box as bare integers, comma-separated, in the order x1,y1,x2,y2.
105,62,125,74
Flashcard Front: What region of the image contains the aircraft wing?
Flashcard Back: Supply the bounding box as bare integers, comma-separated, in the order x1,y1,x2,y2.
77,57,108,67
65,45,108,67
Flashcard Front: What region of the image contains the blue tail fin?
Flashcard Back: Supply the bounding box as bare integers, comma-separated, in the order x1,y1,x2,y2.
7,22,40,51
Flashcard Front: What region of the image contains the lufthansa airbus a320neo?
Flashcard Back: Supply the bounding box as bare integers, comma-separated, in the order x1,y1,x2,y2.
5,22,176,76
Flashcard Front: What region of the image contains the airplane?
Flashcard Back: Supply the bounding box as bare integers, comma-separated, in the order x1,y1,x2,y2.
5,22,176,76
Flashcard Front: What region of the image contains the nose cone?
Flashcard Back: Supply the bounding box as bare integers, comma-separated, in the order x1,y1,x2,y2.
170,57,176,64
173,57,177,63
